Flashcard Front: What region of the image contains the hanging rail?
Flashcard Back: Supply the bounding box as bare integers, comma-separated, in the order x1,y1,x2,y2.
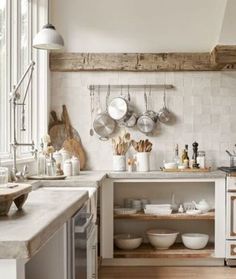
88,84,174,91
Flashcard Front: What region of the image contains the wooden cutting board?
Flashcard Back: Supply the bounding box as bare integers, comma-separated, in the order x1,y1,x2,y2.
49,107,81,151
62,105,86,169
0,184,32,215
161,167,211,172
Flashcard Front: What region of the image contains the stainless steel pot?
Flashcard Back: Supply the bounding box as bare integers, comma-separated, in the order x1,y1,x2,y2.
137,92,158,134
108,96,129,121
93,87,116,140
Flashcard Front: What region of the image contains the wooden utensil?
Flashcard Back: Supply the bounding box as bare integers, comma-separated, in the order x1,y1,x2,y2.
49,109,81,151
62,105,86,169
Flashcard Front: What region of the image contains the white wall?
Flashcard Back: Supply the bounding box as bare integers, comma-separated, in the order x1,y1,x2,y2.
51,0,227,52
51,71,236,170
50,0,236,170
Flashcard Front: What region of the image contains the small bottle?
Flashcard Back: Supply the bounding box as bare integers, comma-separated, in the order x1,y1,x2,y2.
71,156,80,176
197,151,206,169
64,159,72,176
184,145,189,168
37,140,46,176
173,144,180,166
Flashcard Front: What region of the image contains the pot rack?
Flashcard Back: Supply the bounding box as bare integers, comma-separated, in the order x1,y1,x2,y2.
88,84,174,91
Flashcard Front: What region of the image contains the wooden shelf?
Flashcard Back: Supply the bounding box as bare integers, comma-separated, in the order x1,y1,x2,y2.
114,243,214,259
114,211,215,221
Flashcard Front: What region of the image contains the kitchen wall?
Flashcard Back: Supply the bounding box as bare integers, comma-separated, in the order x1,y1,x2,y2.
51,71,236,170
50,0,236,170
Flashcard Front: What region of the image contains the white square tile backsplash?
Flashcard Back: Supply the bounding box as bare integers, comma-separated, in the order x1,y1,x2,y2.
51,71,236,170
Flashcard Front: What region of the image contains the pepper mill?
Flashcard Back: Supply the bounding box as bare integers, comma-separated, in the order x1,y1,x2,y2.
192,141,199,168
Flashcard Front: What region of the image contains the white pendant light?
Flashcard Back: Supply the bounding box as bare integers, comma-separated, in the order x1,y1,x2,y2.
33,1,64,50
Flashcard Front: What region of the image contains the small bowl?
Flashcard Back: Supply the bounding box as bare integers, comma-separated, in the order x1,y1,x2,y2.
146,229,179,250
182,233,209,250
164,162,177,170
114,234,143,250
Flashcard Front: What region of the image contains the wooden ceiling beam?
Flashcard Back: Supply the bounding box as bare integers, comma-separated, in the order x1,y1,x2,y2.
50,45,236,72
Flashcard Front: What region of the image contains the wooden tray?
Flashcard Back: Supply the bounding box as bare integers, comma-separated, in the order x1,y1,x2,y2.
0,183,32,215
161,167,211,173
27,175,66,180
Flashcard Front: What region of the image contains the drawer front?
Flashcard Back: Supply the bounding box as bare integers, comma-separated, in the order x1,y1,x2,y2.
227,193,236,238
226,241,236,259
227,177,236,191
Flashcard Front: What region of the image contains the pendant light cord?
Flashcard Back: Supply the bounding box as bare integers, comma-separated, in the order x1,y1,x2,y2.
47,0,50,24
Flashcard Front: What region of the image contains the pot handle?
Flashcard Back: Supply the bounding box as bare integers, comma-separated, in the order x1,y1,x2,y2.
105,85,110,112
144,87,148,111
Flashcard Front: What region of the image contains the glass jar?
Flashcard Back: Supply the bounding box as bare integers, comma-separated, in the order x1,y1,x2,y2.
0,167,8,187
46,154,56,176
197,151,206,169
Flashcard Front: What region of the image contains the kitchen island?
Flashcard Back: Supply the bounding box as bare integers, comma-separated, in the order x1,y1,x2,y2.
0,188,88,279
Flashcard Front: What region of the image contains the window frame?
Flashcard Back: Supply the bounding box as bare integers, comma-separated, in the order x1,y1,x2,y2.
0,0,49,165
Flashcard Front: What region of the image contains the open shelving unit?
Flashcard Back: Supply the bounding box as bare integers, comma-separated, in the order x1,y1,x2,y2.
114,211,215,221
114,243,215,259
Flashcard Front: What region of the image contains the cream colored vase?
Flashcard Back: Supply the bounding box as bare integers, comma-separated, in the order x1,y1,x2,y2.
136,152,150,172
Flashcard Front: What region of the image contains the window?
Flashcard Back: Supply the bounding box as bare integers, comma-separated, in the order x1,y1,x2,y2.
0,0,48,162
0,0,9,158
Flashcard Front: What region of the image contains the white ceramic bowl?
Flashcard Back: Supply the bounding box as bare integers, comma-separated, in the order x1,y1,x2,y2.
114,234,143,250
164,162,177,170
182,233,209,250
114,208,138,215
146,229,179,249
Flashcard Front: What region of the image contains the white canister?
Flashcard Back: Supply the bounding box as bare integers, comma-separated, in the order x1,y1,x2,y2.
136,152,150,172
59,148,71,171
71,156,80,176
113,155,126,172
63,159,72,176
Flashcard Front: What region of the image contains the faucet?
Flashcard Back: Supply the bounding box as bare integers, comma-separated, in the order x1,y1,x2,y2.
9,61,37,182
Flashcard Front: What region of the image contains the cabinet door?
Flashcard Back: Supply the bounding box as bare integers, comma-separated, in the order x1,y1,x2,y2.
226,240,236,259
227,193,236,239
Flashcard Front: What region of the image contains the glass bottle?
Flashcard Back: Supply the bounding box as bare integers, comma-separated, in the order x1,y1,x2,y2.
37,140,46,176
173,144,180,166
184,144,189,168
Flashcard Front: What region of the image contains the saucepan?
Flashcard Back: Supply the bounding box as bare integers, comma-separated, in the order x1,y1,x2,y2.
93,86,116,140
108,85,137,127
137,89,158,134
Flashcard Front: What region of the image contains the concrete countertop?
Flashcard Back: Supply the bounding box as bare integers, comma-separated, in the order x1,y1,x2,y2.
29,171,107,189
0,170,226,260
0,188,88,259
107,170,225,180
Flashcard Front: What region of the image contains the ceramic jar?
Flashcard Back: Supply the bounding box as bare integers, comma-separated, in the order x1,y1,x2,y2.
71,156,80,176
113,155,126,171
59,148,71,171
64,159,72,176
136,152,150,172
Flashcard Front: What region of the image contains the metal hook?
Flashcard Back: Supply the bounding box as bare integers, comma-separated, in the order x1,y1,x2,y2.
127,85,131,102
